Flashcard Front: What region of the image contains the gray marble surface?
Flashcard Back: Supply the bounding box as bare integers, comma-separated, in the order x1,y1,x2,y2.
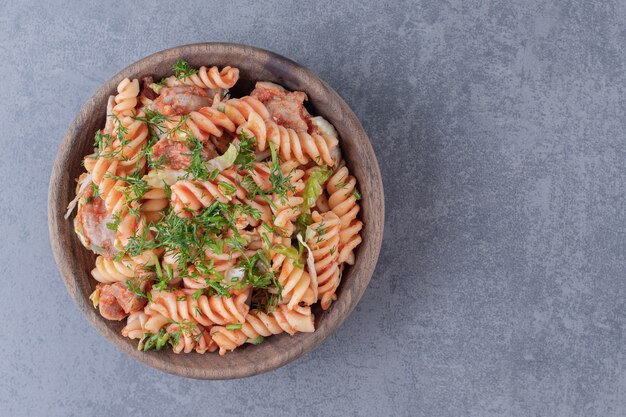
1,0,625,416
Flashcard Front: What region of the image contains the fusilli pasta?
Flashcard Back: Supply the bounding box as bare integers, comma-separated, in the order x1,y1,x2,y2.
210,305,315,355
67,60,364,356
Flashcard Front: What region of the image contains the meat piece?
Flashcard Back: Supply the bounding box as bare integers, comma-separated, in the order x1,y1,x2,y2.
138,76,158,106
250,82,312,131
75,187,119,258
97,282,147,321
97,286,126,320
152,85,210,116
152,138,217,170
152,139,193,169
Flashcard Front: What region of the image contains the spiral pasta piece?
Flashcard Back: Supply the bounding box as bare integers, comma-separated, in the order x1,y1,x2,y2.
224,96,270,121
161,114,208,142
167,322,217,354
307,211,342,309
147,288,250,327
86,112,148,181
123,311,217,354
182,246,245,290
241,162,272,191
91,255,149,284
239,114,338,166
233,96,338,166
112,78,140,118
327,167,363,265
145,289,199,323
283,161,306,197
210,305,315,355
178,66,239,90
84,155,120,192
124,221,163,267
122,311,169,339
114,115,149,171
141,186,168,224
238,162,305,237
281,159,306,182
237,194,272,227
170,180,227,215
204,245,246,272
257,225,291,271
189,106,239,138
83,120,148,212
186,288,250,326
99,178,134,215
271,195,303,237
266,121,338,166
182,96,269,144
95,178,148,247
170,168,245,215
277,258,315,309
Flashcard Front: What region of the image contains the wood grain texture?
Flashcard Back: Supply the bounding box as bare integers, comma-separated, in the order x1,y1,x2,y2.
48,43,384,379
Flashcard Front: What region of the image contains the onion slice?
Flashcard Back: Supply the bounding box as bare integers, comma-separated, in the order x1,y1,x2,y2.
297,233,317,301
64,173,92,219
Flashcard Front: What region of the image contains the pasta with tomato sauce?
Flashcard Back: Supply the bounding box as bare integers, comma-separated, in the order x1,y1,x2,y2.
67,60,364,355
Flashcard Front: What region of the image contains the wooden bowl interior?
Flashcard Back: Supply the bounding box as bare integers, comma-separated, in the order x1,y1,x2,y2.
48,43,384,379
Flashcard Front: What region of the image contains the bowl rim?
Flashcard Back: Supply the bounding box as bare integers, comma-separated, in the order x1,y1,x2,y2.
48,42,384,379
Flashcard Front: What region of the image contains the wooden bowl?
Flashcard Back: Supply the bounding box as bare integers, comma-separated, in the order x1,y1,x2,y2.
48,43,384,379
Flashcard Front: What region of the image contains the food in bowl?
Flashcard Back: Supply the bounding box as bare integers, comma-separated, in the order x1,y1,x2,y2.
65,60,364,355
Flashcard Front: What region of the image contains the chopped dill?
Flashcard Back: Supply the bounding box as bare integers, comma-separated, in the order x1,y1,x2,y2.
172,59,198,80
233,131,256,171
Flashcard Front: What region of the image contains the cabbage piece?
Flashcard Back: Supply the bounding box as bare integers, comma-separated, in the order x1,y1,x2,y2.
301,165,332,214
310,116,338,137
89,288,100,309
205,143,238,173
65,173,93,219
149,83,164,94
272,243,303,269
143,168,185,188
225,267,246,287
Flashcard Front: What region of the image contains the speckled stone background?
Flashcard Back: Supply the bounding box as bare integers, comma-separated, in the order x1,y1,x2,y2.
1,0,625,415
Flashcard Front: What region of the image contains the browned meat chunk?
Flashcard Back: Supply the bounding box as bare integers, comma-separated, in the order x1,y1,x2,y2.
152,138,217,170
139,76,158,104
251,82,312,131
97,282,147,321
75,188,118,258
153,85,210,116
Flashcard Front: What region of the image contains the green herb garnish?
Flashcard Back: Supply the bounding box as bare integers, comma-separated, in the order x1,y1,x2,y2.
173,59,198,80
233,131,257,171
142,328,171,351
